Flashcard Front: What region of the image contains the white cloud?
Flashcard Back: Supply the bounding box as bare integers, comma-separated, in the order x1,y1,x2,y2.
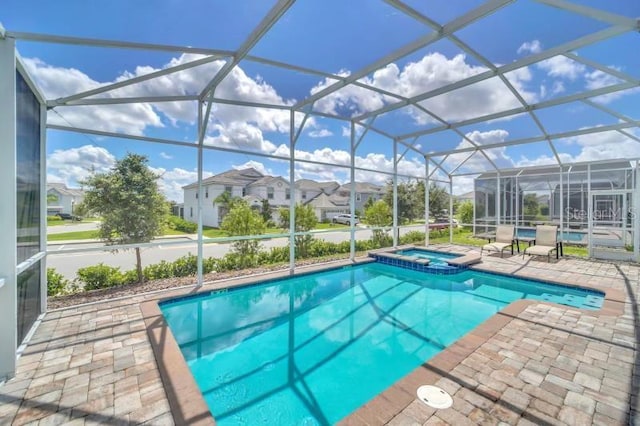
311,53,536,124
150,167,213,203
204,122,277,154
23,58,165,135
539,84,547,99
517,40,543,55
308,129,333,138
232,160,272,176
584,68,639,104
537,56,586,81
47,145,116,186
341,126,351,137
273,144,424,185
46,144,210,202
551,81,566,95
442,130,514,174
160,152,173,160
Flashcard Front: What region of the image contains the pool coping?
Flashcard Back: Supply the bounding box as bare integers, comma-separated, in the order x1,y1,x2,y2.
141,257,375,425
140,248,626,425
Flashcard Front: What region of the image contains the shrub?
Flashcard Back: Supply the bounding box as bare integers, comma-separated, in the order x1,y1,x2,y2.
258,246,289,264
457,201,473,228
172,253,199,277
203,257,217,274
47,268,69,296
76,264,124,290
122,269,140,285
400,231,425,245
144,260,175,280
308,240,336,257
167,215,197,233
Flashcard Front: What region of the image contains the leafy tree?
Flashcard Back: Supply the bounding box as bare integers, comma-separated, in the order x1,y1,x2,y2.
214,190,240,223
260,199,272,223
383,179,416,224
73,200,89,217
428,183,450,219
363,195,376,212
279,203,318,258
221,200,266,268
457,201,474,228
523,194,540,217
82,154,168,283
365,200,392,247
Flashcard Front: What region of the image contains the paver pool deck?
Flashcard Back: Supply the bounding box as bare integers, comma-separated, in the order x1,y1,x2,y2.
0,244,638,425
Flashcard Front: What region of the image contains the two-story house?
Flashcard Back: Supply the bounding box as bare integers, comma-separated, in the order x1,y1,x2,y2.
46,183,85,216
182,168,385,227
335,182,384,211
182,168,265,227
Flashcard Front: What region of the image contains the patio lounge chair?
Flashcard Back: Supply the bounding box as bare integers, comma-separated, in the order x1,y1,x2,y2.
481,225,515,257
523,225,560,261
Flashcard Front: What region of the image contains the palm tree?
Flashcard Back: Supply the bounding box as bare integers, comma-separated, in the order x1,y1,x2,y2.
214,190,235,223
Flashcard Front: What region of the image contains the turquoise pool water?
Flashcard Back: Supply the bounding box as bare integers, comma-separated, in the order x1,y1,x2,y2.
517,228,585,242
395,249,458,265
160,263,603,425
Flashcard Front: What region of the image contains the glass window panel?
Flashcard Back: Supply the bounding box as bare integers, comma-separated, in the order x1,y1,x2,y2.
17,261,42,346
16,70,42,263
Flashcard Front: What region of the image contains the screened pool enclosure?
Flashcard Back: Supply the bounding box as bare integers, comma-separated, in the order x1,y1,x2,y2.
1,0,639,380
473,160,639,261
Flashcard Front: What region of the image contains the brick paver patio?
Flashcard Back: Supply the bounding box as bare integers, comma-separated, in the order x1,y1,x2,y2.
0,245,638,425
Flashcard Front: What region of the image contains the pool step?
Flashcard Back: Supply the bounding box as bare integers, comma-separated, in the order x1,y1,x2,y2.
368,251,466,275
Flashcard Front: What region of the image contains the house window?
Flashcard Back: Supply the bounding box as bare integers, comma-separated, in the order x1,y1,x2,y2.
285,189,290,200
225,186,233,195
205,188,208,198
267,187,274,199
302,191,307,200
195,192,198,199
190,207,193,218
356,193,361,202
242,188,246,196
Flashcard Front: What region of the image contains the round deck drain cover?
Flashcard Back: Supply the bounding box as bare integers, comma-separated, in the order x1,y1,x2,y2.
416,385,453,409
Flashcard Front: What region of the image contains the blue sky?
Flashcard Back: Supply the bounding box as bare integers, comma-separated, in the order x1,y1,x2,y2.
3,0,639,200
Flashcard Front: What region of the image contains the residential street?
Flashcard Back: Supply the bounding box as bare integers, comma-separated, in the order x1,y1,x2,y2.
47,225,427,280
47,221,100,234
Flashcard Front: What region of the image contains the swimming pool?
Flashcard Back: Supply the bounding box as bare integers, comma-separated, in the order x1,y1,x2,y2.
517,228,585,242
395,248,458,265
160,263,603,425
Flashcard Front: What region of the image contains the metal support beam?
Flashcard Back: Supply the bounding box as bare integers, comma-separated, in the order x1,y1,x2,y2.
398,81,637,141
7,31,235,56
425,157,430,246
393,140,399,247
50,55,221,106
433,121,640,160
357,25,632,123
0,36,17,380
199,0,295,99
196,101,204,286
350,121,357,260
294,0,513,111
449,176,454,243
53,95,199,106
289,110,296,273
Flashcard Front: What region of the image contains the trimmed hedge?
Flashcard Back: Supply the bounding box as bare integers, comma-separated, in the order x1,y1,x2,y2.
61,232,430,292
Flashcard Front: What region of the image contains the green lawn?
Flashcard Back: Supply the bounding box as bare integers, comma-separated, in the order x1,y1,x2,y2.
48,227,187,241
161,228,189,236
47,230,99,241
202,226,286,239
314,223,349,230
428,228,588,257
47,217,102,227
